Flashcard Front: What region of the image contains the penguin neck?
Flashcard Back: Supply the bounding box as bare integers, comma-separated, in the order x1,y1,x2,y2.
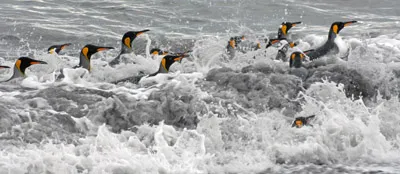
278,33,287,39
152,58,174,75
79,54,91,72
293,58,302,68
328,29,337,42
120,42,132,55
7,65,25,81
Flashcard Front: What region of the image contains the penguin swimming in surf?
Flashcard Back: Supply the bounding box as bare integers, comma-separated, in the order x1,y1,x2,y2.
1,57,47,82
288,51,314,80
108,29,150,66
226,37,236,59
274,21,301,61
75,44,114,72
305,21,357,60
278,22,301,40
112,53,187,84
55,44,113,80
292,115,315,128
48,43,71,54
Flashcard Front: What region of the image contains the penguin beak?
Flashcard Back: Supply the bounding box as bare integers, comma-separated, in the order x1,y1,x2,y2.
30,60,47,65
291,21,302,27
61,43,72,50
174,57,182,62
344,21,357,27
174,55,186,63
137,29,150,36
97,47,114,52
0,65,10,69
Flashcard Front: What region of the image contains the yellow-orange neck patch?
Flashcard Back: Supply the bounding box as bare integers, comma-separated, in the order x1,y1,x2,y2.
49,48,55,54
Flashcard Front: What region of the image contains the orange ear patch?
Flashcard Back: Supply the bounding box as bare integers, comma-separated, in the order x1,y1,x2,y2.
291,53,296,60
289,42,296,48
124,37,131,48
161,58,167,71
300,53,304,59
229,40,235,48
332,24,338,34
82,47,89,59
15,59,21,70
281,25,287,35
295,120,303,127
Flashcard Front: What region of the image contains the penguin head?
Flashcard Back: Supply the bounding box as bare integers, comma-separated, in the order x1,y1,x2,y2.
121,29,150,49
233,35,245,44
278,21,301,38
48,43,71,54
292,115,315,128
80,44,114,71
14,57,47,76
265,38,281,48
289,52,306,68
330,21,357,35
289,41,298,48
160,54,185,72
228,38,236,49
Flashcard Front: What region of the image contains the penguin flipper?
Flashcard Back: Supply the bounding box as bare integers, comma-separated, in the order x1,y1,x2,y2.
108,54,122,67
112,74,146,84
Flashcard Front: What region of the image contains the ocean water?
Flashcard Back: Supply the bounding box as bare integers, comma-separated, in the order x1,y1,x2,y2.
0,0,400,173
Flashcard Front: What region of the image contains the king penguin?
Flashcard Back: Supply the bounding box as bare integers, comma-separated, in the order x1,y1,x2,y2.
108,29,150,66
275,21,301,61
292,115,315,128
305,21,357,60
112,53,187,84
278,22,301,39
226,37,236,59
75,44,114,72
48,43,71,54
288,51,314,80
2,57,47,82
